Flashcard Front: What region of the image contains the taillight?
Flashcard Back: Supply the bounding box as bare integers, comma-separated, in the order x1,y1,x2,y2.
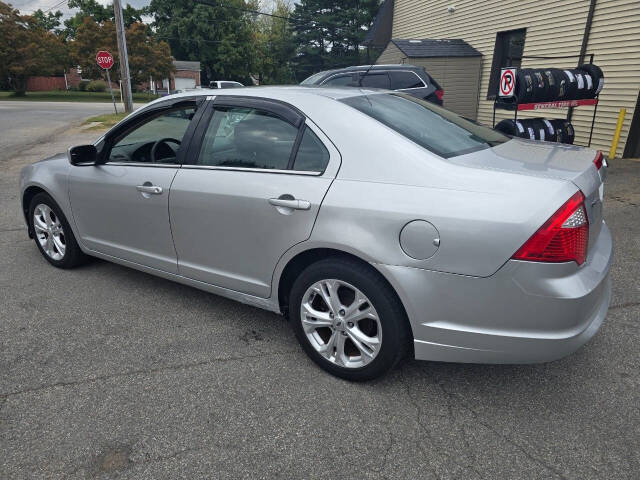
435,89,444,101
512,191,589,265
593,151,604,170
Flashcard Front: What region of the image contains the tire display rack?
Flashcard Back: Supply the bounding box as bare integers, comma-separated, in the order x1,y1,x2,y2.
492,54,599,147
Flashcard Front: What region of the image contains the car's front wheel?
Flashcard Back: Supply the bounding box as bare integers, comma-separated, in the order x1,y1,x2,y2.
289,258,411,381
29,192,86,268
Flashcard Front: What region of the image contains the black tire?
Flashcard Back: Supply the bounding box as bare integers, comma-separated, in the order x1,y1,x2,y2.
288,258,411,381
28,192,87,268
494,119,519,136
543,69,559,101
550,119,566,143
562,69,579,101
577,63,604,97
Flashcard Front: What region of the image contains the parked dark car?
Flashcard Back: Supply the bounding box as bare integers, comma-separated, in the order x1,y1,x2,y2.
300,64,444,105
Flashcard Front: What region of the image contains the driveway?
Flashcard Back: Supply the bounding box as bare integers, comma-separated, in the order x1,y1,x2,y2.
0,124,639,479
0,102,136,163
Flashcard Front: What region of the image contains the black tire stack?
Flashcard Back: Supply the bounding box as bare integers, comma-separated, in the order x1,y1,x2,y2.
501,64,604,104
495,118,575,144
495,63,601,144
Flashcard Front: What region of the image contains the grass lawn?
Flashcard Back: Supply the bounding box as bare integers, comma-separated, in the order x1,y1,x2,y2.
82,112,128,130
0,90,159,103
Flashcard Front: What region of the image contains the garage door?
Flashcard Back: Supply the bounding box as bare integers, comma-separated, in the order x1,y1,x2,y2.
174,77,196,90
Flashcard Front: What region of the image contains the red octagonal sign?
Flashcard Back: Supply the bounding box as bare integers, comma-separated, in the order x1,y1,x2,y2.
96,50,114,70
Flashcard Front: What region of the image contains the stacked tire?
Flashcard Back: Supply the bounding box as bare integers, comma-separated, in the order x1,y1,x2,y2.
501,64,604,104
495,118,575,144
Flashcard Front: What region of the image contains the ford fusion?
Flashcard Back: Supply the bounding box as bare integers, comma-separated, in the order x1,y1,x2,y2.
20,87,612,380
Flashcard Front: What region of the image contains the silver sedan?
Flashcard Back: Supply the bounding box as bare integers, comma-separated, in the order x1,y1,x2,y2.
19,87,612,380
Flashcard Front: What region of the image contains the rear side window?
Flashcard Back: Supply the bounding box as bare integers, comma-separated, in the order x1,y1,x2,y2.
390,71,425,89
294,127,329,172
197,107,298,170
341,93,508,158
324,74,358,86
361,73,390,89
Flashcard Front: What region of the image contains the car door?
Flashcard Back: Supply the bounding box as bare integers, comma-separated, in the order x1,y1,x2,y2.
68,99,204,273
169,96,340,298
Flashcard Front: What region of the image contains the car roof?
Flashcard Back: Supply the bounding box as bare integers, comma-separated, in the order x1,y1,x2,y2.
143,85,386,109
312,64,423,77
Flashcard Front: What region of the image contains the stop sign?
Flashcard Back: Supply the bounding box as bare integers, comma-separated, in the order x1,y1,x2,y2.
96,50,114,70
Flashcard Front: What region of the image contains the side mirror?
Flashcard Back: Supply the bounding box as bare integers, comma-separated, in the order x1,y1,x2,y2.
68,144,97,165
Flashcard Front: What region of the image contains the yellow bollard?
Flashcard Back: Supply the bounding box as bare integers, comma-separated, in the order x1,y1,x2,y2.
608,108,626,159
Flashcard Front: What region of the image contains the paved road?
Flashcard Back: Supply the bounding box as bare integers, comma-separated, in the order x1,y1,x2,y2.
0,102,134,163
1,124,639,479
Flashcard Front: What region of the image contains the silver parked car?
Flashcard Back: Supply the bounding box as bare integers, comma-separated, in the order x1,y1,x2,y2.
20,87,612,380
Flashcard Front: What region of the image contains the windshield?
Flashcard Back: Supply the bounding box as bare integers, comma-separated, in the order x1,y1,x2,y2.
300,72,328,85
340,93,508,158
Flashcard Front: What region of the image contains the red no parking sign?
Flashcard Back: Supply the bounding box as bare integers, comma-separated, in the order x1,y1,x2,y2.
499,68,516,97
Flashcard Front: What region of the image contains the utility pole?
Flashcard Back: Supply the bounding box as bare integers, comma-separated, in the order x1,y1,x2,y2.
113,0,133,112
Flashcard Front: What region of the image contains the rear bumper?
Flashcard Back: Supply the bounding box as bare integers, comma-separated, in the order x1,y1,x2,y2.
376,222,613,364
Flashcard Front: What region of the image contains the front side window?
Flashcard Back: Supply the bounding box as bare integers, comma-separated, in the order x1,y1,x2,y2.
390,71,425,90
341,93,508,158
487,29,526,99
108,105,196,164
197,107,298,170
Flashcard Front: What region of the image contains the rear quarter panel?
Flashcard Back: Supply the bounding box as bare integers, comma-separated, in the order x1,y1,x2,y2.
311,175,577,277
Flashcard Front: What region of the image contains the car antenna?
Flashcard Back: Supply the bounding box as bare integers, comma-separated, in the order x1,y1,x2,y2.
358,64,375,87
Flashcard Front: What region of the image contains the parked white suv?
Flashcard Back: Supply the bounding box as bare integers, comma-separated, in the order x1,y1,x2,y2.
209,81,244,89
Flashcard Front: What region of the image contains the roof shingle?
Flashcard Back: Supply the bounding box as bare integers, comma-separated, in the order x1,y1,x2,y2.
392,38,482,58
173,60,201,71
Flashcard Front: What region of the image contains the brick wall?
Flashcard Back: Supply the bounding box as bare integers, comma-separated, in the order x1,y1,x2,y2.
26,76,66,91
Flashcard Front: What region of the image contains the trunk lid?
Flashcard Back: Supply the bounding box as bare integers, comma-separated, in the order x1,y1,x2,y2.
450,138,605,254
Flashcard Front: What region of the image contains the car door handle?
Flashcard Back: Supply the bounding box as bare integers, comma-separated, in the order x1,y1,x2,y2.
136,185,163,195
268,198,311,210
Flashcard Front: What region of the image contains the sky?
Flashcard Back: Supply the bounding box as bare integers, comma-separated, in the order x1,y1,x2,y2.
11,0,287,20
12,0,149,18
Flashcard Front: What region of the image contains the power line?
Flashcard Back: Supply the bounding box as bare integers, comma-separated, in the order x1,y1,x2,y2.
26,0,68,14
193,0,303,24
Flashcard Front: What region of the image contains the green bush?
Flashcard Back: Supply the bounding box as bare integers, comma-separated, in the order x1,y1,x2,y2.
86,80,107,92
78,80,90,91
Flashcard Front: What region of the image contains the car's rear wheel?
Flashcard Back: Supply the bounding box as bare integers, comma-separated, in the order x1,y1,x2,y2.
29,192,86,268
289,258,410,381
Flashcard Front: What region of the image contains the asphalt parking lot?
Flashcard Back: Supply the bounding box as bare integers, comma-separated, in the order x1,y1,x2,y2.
1,122,639,479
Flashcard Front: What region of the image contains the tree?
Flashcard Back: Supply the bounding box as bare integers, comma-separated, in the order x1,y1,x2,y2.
125,22,174,85
32,9,63,32
254,0,296,84
69,17,117,81
148,0,258,85
0,2,69,93
291,0,380,81
69,17,173,86
63,0,143,39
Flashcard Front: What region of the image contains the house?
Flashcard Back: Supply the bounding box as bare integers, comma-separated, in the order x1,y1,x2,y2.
366,0,640,158
148,60,202,93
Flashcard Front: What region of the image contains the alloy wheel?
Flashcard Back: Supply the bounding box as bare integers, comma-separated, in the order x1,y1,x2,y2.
33,204,66,261
300,279,382,368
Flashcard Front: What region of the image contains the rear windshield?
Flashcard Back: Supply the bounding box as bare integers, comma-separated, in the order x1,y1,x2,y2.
340,93,508,158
